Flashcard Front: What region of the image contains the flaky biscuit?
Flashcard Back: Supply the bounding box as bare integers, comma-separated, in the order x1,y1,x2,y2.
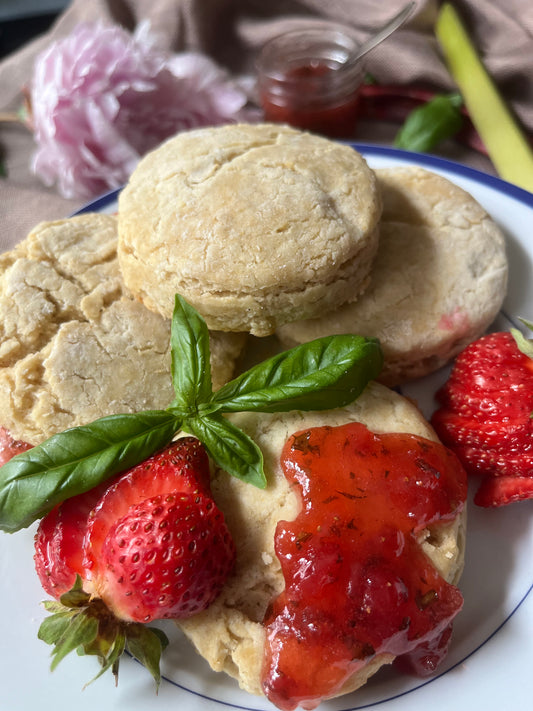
0,214,245,445
177,381,466,699
117,123,381,336
277,166,508,385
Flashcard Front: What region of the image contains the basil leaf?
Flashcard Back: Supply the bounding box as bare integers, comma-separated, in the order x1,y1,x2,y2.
394,93,463,152
209,335,383,414
0,299,385,533
183,414,266,489
169,294,212,412
0,411,180,532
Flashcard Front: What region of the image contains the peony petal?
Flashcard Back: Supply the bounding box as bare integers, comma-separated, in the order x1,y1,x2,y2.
30,21,257,199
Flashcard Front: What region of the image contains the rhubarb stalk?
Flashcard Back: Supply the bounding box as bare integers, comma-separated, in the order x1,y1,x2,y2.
435,3,533,192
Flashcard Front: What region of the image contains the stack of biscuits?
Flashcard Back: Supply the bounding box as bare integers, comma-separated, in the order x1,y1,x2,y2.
0,123,508,701
117,121,508,385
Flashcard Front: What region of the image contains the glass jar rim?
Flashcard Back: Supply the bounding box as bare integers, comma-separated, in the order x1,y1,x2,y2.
256,23,363,88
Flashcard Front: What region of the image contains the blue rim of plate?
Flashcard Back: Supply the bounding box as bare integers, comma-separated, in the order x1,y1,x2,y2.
76,143,533,710
73,143,533,215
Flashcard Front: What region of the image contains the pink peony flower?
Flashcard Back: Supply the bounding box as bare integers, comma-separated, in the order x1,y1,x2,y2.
30,22,255,200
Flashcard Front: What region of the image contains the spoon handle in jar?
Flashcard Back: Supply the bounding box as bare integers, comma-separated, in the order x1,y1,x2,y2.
348,2,416,66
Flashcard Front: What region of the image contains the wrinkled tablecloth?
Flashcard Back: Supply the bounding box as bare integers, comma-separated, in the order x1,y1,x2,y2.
1,0,532,251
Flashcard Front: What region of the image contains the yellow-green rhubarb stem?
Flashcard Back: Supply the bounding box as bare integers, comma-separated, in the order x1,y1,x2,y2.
436,2,533,192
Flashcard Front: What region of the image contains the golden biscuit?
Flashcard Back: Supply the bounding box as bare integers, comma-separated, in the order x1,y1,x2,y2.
0,214,245,445
177,382,466,699
277,166,508,385
117,123,381,336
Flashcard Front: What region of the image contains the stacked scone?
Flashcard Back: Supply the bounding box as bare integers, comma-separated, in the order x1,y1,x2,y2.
117,122,382,335
117,122,508,386
277,165,509,385
0,123,508,705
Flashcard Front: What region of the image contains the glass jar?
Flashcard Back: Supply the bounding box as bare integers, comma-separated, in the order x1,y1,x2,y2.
256,23,364,139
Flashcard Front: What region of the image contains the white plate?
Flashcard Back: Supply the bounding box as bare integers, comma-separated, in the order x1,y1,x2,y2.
2,145,532,711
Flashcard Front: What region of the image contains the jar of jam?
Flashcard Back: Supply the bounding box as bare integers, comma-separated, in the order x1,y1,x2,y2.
256,23,364,139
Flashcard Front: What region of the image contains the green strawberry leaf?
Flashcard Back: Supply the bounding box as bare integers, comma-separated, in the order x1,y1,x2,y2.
82,628,126,687
38,576,168,689
59,576,92,608
49,610,99,671
43,599,72,614
125,624,169,690
148,626,170,651
109,631,127,683
512,318,533,359
38,611,75,645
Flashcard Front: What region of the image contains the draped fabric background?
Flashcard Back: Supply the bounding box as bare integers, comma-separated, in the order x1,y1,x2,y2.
1,0,532,250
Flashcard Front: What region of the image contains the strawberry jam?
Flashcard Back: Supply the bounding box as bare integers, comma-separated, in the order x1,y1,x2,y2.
259,61,362,138
262,422,467,711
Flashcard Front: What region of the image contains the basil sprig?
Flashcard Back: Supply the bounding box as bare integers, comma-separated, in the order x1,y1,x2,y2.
394,93,463,153
0,295,383,533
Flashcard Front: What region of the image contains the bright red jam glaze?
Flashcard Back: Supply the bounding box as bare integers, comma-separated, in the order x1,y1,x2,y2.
262,422,467,711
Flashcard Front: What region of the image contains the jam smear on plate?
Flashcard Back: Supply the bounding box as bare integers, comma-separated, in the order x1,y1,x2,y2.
262,422,467,711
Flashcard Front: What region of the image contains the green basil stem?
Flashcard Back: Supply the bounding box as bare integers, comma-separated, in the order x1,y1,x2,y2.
0,294,383,533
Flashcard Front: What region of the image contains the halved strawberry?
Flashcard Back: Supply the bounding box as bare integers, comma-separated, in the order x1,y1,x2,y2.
83,436,211,578
474,475,533,507
431,328,533,507
97,492,235,622
33,437,235,686
34,482,109,597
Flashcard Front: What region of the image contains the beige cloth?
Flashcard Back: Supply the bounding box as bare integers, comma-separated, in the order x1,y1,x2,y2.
1,0,532,251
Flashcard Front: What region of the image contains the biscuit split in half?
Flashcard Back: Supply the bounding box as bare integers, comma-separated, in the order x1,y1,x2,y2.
117,123,381,336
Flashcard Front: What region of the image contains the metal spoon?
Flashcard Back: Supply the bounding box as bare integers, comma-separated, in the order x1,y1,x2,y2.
347,2,416,67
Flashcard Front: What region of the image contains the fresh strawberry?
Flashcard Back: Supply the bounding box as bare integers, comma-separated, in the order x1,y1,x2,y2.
431,328,533,506
474,475,533,507
83,435,211,577
34,482,109,597
33,437,235,686
97,491,235,622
